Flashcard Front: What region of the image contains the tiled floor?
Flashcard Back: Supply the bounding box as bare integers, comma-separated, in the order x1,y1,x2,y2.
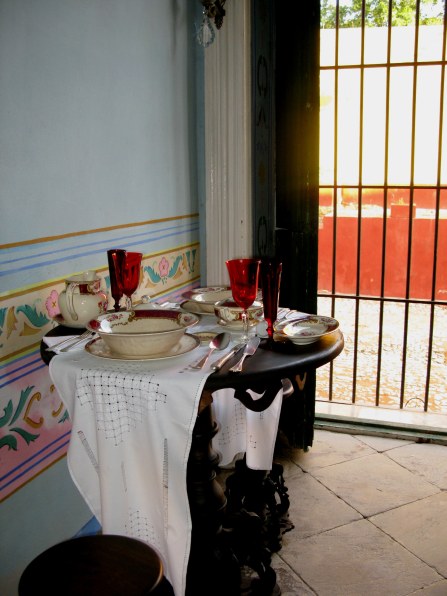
270,429,447,596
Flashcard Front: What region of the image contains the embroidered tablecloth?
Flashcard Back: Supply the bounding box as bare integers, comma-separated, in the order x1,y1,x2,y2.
49,319,282,596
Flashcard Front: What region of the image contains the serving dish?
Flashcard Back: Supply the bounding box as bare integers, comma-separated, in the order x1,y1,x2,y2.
180,288,232,314
86,309,199,357
85,334,200,361
274,315,339,345
214,298,264,328
188,286,228,294
192,331,221,345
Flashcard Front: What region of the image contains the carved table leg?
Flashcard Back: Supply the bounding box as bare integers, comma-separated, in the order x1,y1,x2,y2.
186,386,293,595
186,402,240,595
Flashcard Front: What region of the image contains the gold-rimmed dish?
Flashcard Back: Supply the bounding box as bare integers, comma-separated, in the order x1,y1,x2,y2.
180,288,232,314
85,334,200,361
214,298,264,328
274,315,339,345
86,309,199,358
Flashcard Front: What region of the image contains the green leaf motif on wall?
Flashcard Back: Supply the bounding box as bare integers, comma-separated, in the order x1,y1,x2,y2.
144,250,196,288
169,255,183,278
16,305,50,328
9,427,39,445
145,265,162,284
185,249,197,273
0,307,7,329
59,409,70,424
0,435,18,451
0,386,40,451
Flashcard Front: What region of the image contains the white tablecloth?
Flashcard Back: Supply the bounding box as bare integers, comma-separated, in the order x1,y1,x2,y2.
49,318,282,596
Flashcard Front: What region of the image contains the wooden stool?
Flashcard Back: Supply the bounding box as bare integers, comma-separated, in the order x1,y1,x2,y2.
18,534,174,595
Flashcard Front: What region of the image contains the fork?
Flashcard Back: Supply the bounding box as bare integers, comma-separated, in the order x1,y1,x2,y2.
45,330,92,352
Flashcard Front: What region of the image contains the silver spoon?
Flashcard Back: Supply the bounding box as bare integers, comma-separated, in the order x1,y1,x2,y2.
190,332,231,369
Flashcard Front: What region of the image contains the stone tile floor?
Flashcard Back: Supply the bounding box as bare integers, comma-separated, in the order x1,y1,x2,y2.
270,429,447,595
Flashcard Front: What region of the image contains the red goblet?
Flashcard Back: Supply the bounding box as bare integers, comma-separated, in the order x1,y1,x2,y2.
260,257,282,344
119,252,143,314
108,249,125,312
226,258,261,341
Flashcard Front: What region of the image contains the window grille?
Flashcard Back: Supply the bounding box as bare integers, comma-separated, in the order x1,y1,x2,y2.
318,0,447,414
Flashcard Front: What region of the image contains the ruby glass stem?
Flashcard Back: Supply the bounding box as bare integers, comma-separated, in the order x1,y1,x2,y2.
226,258,260,341
260,258,282,344
120,252,143,313
108,249,126,312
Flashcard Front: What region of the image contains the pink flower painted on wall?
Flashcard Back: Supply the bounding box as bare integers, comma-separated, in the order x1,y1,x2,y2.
45,290,60,317
159,257,170,279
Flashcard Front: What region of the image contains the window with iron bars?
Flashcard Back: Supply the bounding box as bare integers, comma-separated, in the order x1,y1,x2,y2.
317,0,447,415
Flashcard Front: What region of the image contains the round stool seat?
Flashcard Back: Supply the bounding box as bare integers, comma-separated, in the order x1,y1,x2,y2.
19,534,173,595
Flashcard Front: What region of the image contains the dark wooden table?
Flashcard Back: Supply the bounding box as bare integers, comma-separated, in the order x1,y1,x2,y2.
41,325,344,596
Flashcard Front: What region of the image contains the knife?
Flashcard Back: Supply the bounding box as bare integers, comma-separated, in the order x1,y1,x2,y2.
211,342,245,371
229,336,261,373
44,330,92,352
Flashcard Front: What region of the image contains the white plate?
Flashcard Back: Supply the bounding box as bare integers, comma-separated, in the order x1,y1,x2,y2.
274,315,339,345
217,318,260,329
52,314,86,329
181,288,232,314
193,331,221,345
189,286,228,294
85,334,200,361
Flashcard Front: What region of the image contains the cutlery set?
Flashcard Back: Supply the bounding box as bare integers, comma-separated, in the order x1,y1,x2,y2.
45,331,95,353
211,341,246,371
228,336,260,372
190,332,230,370
190,334,260,373
48,327,261,372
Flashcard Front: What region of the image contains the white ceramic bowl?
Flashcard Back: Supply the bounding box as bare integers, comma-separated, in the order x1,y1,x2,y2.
181,288,233,314
87,309,199,357
274,315,339,345
214,298,264,328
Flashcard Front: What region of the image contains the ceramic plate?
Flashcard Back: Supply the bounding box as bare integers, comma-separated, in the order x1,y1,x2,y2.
51,314,87,329
85,334,200,361
214,299,264,329
189,286,228,294
274,315,339,345
180,288,232,314
192,331,220,345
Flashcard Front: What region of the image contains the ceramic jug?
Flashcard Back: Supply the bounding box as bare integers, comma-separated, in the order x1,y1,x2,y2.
58,271,108,328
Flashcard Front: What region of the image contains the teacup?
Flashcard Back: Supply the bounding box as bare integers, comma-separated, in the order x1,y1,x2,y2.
214,298,263,328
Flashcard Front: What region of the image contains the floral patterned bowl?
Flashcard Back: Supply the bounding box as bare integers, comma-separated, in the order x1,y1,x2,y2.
87,309,199,357
214,298,264,328
181,288,233,314
274,315,339,345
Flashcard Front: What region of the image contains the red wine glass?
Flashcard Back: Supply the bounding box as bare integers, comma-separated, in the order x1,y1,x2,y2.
226,258,261,341
260,258,282,344
120,252,143,314
108,249,125,312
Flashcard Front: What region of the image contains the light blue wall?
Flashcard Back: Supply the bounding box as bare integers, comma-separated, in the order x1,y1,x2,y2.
0,1,204,593
0,0,200,243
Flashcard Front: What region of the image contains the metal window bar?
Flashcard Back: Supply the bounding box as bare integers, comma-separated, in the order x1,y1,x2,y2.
318,0,447,414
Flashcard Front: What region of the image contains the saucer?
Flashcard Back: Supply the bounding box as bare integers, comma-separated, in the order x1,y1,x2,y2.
181,288,232,314
274,315,339,345
52,314,87,329
85,334,200,361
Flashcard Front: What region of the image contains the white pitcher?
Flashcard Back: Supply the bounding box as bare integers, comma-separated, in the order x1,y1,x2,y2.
58,271,108,328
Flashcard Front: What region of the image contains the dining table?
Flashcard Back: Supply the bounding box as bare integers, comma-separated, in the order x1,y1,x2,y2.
41,305,344,596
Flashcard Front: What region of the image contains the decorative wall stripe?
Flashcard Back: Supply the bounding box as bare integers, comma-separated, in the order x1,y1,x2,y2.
0,217,201,501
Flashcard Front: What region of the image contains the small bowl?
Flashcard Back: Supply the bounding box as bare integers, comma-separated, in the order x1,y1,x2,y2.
181,288,232,314
87,309,199,357
274,315,339,345
214,298,264,328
